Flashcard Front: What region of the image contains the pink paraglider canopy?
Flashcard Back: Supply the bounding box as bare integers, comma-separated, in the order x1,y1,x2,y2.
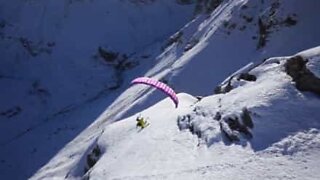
131,77,179,108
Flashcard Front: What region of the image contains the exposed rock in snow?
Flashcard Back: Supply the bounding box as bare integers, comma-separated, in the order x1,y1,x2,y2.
285,55,320,95
1,0,320,179
237,73,257,82
170,0,320,95
51,46,320,179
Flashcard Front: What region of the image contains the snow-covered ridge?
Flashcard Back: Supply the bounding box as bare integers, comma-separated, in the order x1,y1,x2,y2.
1,0,320,179
168,0,320,95
49,46,320,180
178,49,320,148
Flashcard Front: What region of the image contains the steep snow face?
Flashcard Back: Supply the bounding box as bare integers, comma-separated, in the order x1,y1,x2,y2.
167,0,320,95
27,1,320,179
97,0,320,126
0,1,194,179
0,0,193,126
40,46,320,180
66,47,319,180
0,0,192,53
3,0,320,179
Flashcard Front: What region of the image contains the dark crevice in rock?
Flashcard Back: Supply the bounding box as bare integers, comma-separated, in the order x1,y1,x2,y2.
83,145,102,179
214,77,233,94
98,47,119,63
162,31,183,50
238,73,257,82
0,106,22,118
184,38,199,52
241,107,254,129
176,0,194,5
282,16,297,27
220,108,253,142
257,18,269,49
97,47,139,90
194,0,223,15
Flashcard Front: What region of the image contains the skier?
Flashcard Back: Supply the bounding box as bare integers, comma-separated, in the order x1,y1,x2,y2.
136,116,149,129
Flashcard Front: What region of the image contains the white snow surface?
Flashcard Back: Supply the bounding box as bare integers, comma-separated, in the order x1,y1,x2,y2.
33,46,320,180
70,48,319,180
1,0,320,179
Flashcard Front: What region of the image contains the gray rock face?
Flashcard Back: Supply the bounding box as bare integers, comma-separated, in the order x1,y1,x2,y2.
285,56,320,96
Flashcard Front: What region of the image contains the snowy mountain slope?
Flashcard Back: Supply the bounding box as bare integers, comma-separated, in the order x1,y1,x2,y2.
133,0,319,131
169,0,320,95
2,0,320,179
0,1,195,179
92,47,318,179
100,0,320,123
35,46,320,179
0,0,193,145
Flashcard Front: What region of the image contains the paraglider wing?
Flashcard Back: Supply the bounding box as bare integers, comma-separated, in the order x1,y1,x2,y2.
131,77,179,108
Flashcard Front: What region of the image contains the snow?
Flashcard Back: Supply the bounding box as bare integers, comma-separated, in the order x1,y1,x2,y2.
31,46,320,179
83,48,320,179
1,0,320,179
264,129,320,156
169,0,320,95
0,1,194,179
